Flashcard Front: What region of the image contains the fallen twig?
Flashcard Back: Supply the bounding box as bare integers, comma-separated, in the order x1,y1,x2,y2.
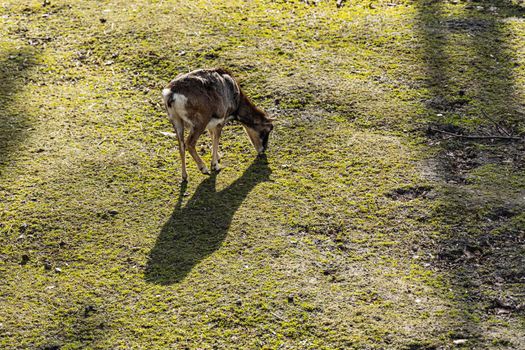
270,311,285,321
428,127,523,141
159,131,177,138
480,109,512,137
303,0,344,7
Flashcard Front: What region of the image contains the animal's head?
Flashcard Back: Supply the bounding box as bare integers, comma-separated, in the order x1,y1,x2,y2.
243,109,275,155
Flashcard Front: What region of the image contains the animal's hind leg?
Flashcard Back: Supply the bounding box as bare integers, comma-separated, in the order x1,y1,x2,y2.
186,125,210,175
171,117,188,181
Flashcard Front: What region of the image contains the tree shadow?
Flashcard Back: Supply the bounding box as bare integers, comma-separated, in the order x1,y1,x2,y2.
0,48,36,174
417,0,524,142
144,156,272,285
415,0,525,344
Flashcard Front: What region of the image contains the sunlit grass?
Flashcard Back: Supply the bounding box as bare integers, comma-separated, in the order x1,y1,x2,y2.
1,0,524,348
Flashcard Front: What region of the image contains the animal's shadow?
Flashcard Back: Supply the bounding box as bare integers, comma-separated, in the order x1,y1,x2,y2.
144,156,271,285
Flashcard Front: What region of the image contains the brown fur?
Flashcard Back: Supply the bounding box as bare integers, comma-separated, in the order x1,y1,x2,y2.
162,68,274,181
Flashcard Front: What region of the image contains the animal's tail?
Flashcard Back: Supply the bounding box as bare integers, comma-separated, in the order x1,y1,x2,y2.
161,88,179,139
162,88,174,110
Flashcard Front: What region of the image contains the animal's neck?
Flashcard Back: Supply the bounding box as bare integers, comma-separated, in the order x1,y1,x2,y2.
236,92,260,126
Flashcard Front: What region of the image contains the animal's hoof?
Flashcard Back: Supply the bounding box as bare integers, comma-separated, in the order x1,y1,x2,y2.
211,164,221,172
180,177,188,183
200,166,210,175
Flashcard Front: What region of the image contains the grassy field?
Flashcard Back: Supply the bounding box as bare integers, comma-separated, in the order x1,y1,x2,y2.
1,0,524,349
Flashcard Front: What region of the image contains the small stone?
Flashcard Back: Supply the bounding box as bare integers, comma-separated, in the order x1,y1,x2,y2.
84,305,96,316
54,267,62,273
496,308,511,315
235,299,242,306
453,339,468,345
19,223,28,233
20,254,30,265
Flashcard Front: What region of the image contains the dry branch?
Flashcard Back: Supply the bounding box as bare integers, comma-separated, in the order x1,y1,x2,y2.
480,109,513,137
428,127,523,141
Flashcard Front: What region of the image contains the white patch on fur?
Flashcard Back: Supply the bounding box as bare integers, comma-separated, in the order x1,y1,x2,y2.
162,88,172,98
169,93,193,127
206,117,225,130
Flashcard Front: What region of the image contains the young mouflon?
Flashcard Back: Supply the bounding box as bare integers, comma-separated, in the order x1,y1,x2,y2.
162,68,274,181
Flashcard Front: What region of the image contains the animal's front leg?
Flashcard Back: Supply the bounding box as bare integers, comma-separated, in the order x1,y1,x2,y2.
210,125,223,172
186,126,210,175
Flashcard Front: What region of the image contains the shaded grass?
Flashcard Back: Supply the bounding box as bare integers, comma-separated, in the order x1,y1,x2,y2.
414,0,525,347
0,46,37,173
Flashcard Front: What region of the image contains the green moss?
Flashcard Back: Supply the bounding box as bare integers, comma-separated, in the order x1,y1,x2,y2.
1,0,524,349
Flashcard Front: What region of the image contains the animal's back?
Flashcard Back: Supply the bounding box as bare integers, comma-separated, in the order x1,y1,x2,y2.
162,68,240,121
